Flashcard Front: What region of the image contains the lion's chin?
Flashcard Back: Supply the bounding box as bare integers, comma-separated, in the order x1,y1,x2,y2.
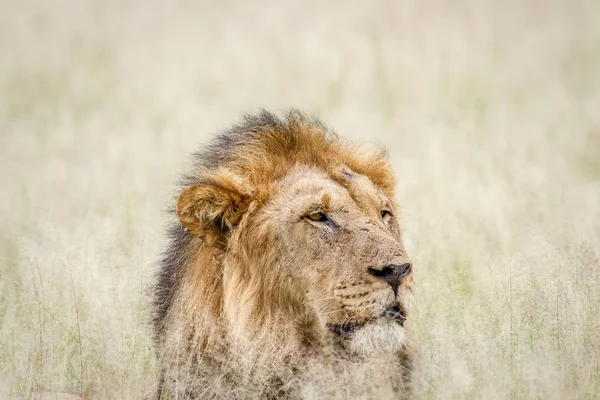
346,319,406,356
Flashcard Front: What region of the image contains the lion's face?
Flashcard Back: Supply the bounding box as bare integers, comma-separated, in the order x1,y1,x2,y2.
235,165,413,353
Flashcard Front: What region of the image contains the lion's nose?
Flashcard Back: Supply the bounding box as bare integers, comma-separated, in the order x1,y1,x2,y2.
368,263,411,294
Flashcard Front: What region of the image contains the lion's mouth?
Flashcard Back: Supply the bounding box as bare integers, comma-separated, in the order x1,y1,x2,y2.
383,303,406,325
327,304,406,336
327,321,362,336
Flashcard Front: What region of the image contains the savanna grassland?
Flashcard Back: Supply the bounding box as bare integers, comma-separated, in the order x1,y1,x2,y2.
1,0,599,398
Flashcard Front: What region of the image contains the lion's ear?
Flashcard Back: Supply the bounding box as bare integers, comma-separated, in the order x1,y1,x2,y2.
176,175,250,239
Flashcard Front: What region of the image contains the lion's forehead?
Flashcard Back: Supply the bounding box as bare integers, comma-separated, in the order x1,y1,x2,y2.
268,165,387,215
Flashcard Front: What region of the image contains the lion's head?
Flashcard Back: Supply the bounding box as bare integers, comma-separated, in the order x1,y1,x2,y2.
153,110,413,397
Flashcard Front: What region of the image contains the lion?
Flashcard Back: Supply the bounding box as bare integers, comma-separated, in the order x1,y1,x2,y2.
152,110,415,399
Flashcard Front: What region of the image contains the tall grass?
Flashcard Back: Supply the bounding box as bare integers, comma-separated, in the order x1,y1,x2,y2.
1,0,599,398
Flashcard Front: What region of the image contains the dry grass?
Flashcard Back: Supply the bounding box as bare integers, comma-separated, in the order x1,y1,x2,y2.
1,0,599,398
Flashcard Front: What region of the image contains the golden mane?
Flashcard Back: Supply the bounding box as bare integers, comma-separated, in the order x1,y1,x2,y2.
152,109,412,399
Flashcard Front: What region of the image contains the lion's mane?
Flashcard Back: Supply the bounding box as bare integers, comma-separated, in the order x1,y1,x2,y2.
152,110,413,399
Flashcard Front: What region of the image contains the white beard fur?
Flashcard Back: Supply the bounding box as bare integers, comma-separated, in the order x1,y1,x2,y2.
347,319,405,356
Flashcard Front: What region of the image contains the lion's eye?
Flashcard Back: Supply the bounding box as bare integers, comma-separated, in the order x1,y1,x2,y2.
307,211,328,222
381,210,392,221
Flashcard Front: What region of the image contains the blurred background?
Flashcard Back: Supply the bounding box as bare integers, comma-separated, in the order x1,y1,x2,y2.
1,0,599,398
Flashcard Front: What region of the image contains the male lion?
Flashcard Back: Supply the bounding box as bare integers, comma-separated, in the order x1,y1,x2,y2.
152,110,414,399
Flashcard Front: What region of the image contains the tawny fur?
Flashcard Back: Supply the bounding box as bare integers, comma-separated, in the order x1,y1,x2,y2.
152,110,414,399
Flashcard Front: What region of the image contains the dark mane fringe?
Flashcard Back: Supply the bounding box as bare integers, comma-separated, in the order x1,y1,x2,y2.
194,109,333,174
